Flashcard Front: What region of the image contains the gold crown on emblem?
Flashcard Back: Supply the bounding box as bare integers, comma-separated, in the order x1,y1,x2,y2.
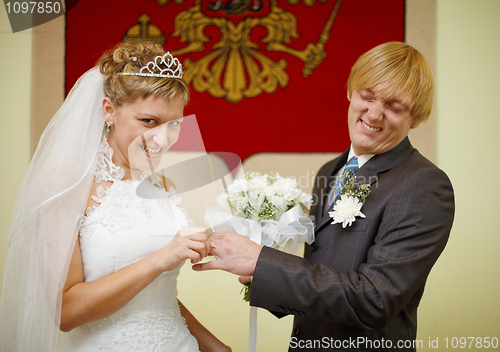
119,52,183,79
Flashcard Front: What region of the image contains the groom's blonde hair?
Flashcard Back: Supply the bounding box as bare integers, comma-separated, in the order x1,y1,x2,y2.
347,42,435,125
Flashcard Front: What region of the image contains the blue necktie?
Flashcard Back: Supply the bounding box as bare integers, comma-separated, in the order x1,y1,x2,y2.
327,156,359,210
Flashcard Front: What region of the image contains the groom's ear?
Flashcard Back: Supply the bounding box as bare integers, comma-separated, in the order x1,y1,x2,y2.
347,89,351,102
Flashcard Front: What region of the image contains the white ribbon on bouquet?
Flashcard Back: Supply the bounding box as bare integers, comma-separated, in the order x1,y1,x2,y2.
205,204,315,352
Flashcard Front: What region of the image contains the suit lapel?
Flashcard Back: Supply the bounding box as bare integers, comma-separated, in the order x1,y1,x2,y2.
315,137,414,232
371,137,414,174
314,151,349,226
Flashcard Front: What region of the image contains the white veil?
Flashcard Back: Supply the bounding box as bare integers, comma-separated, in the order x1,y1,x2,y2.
0,67,105,351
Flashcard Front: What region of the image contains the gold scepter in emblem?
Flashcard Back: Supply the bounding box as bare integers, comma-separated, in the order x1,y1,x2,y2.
302,0,342,77
264,0,342,78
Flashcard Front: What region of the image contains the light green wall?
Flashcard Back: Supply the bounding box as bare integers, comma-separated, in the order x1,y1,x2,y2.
0,7,31,297
1,1,500,350
416,0,500,349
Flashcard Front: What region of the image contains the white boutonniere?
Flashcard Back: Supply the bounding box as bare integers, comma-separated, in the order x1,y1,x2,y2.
329,174,371,228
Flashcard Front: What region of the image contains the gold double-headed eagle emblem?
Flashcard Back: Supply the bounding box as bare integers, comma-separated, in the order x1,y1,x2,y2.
124,0,342,103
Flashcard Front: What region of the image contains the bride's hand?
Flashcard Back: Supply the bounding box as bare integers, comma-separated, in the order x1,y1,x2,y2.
156,226,210,272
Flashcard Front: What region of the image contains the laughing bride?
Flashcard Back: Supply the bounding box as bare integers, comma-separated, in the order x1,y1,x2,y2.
0,39,231,352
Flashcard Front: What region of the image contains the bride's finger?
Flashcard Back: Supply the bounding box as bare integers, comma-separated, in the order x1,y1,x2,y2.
179,226,207,237
188,240,208,259
185,248,203,264
183,232,210,245
182,233,211,255
183,232,208,241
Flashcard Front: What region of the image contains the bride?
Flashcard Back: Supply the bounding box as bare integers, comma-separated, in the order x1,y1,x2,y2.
0,39,231,352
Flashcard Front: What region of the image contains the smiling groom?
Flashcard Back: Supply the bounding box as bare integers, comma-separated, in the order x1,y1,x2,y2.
195,42,455,352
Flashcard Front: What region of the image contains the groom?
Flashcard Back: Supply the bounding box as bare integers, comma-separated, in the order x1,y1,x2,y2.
194,42,455,351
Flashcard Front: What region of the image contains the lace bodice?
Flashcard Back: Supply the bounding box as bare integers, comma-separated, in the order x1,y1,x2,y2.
58,139,198,352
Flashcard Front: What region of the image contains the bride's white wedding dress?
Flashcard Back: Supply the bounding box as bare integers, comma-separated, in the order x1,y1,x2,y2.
58,139,199,352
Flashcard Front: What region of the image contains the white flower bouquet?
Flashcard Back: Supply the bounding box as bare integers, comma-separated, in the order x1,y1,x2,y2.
205,172,315,300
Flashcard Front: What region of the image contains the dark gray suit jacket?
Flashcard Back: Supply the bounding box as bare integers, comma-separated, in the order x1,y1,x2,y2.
250,138,455,351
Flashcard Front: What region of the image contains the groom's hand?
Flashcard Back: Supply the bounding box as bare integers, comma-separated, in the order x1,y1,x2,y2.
238,276,252,284
192,232,262,277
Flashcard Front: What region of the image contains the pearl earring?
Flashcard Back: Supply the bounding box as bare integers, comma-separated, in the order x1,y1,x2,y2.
106,122,111,133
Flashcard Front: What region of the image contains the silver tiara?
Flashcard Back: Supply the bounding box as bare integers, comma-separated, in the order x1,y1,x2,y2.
119,52,183,79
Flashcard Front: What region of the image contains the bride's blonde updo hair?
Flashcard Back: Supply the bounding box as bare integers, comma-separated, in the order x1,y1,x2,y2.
97,39,189,107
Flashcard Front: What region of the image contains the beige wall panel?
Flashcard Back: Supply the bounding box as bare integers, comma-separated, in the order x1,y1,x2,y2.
406,0,437,162
30,15,65,154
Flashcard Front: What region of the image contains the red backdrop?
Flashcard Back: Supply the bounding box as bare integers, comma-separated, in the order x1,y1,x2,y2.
66,0,404,160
